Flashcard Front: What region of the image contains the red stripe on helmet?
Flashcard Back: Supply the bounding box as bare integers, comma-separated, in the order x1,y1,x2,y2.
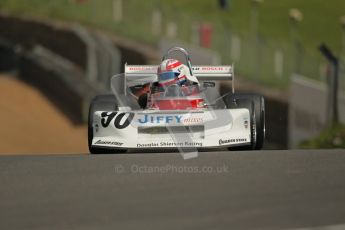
166,60,182,71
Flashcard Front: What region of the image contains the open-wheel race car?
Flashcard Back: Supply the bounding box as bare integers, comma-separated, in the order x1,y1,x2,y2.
88,47,265,154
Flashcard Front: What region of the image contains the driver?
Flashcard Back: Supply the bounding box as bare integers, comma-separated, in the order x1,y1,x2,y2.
138,59,199,108
157,59,199,88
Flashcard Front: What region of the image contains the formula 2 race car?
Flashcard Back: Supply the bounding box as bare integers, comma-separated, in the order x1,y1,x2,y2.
88,47,265,154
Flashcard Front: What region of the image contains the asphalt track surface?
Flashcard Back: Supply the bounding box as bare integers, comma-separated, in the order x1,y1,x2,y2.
0,149,345,230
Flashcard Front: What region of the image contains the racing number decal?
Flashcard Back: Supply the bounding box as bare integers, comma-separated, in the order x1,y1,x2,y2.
114,112,134,129
101,112,134,129
101,112,116,127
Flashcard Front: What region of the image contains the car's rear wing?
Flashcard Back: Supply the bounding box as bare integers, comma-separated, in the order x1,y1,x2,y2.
124,64,235,93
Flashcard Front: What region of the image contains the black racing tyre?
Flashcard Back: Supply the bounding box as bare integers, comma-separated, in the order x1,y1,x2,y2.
88,94,127,154
225,93,265,150
224,96,256,151
251,95,265,150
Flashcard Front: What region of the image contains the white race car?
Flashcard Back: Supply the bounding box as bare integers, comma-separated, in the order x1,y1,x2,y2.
88,47,265,154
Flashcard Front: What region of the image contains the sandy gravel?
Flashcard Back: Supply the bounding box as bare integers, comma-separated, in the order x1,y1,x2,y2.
0,75,88,154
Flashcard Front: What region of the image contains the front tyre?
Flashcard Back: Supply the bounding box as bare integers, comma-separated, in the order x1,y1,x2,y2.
224,96,256,150
88,94,127,154
225,93,265,150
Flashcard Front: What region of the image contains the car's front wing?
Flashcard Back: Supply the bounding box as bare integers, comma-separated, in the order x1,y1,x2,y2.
91,109,252,149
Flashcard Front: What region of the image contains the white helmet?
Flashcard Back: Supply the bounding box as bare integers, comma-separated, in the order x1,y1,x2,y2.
157,59,198,87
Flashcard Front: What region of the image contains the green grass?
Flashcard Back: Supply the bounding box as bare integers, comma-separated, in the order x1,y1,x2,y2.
1,0,344,88
1,0,343,52
300,123,345,149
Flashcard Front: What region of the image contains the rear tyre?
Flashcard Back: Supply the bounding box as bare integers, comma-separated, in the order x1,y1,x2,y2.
88,94,127,154
224,96,256,151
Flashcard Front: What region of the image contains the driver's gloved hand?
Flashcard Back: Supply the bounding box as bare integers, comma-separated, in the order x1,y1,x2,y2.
138,93,148,109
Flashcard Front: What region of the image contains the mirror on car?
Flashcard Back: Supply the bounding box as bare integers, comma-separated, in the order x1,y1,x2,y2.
203,81,216,88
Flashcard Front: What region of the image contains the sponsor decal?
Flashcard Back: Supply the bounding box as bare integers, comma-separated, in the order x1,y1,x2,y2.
177,66,184,72
138,114,182,124
182,117,203,124
101,112,134,129
219,138,248,145
160,141,203,147
95,124,99,132
128,66,156,71
137,143,159,148
95,140,123,146
137,114,203,125
137,141,203,148
201,67,225,71
193,67,229,71
244,120,249,129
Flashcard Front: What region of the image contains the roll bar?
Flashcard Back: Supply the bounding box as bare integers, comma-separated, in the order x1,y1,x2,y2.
162,47,194,76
